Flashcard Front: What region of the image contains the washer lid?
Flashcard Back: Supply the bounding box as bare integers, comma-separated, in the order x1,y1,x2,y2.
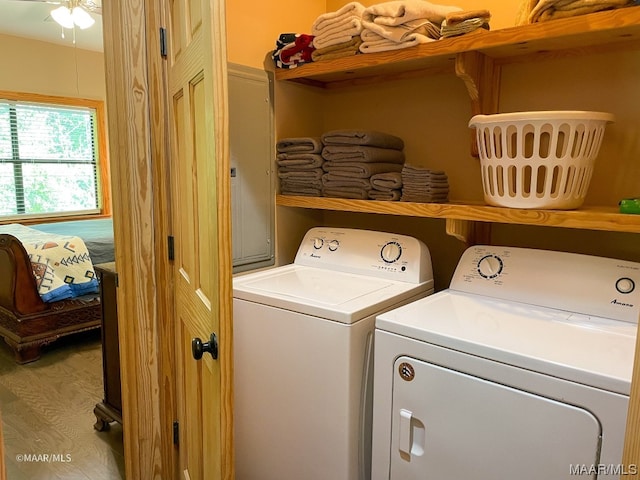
376,290,637,394
234,264,433,324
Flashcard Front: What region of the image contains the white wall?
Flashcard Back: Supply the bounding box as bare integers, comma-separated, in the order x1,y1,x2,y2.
0,33,105,100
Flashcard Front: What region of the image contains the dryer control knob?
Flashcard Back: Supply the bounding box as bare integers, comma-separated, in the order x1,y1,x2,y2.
381,241,402,264
477,255,503,279
312,237,324,250
328,239,340,252
616,277,635,294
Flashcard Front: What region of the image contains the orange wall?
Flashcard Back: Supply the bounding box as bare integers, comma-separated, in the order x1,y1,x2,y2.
225,1,326,68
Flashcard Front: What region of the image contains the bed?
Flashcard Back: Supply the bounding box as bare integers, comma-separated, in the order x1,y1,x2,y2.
0,218,114,363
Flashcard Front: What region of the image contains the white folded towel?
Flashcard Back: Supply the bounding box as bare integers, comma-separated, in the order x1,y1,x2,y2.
360,28,434,53
518,0,632,24
313,18,364,50
363,0,462,27
312,2,365,33
312,2,365,49
362,17,441,42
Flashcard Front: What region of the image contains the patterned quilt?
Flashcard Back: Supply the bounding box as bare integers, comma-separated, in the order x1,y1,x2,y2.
0,224,99,303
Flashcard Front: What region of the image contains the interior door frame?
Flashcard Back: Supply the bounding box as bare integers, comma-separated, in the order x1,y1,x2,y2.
100,1,640,478
102,1,233,478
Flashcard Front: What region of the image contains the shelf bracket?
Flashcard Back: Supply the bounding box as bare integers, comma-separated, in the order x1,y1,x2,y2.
455,51,501,157
446,218,492,246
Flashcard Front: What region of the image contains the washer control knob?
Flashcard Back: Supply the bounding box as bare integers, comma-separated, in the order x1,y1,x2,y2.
616,277,636,294
381,241,402,264
328,240,340,252
477,255,503,279
313,237,324,250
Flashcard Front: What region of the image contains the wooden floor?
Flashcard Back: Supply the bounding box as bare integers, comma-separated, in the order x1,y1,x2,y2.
0,331,125,480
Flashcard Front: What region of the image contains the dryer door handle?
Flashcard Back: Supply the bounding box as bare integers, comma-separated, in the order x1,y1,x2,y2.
398,408,425,458
399,409,413,455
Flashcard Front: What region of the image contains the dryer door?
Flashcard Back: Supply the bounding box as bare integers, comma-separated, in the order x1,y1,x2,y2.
390,356,601,480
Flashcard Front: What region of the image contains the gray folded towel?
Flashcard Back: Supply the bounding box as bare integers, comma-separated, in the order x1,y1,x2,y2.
324,186,370,199
322,173,372,189
322,161,404,178
370,171,403,190
402,165,448,177
400,164,449,203
277,137,323,154
322,145,405,164
281,187,323,197
277,153,324,169
401,193,449,203
403,185,450,193
281,178,323,190
278,168,324,180
403,178,449,185
321,129,405,150
369,189,401,201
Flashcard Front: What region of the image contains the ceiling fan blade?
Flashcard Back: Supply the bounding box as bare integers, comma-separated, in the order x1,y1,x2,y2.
17,0,102,15
78,0,101,15
14,0,63,4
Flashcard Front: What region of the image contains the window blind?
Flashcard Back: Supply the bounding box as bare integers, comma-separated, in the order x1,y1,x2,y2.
0,98,101,219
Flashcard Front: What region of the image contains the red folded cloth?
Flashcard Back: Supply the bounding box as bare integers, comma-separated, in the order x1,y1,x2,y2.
280,34,316,64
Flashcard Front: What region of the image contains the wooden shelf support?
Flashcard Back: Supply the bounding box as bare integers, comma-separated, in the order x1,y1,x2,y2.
445,218,492,246
455,50,501,157
445,218,471,244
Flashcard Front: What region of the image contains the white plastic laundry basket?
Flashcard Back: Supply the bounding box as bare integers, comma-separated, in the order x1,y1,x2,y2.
468,111,614,209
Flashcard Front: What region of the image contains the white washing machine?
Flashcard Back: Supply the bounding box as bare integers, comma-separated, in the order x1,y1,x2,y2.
372,245,640,480
233,227,434,480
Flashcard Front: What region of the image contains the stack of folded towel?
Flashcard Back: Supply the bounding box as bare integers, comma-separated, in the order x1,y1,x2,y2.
360,0,462,53
272,33,316,69
400,164,449,203
516,0,634,24
321,129,406,200
441,9,491,38
277,137,324,196
312,2,365,61
369,172,403,200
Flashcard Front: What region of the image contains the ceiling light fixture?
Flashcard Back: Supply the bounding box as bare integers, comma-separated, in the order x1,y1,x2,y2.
51,2,96,30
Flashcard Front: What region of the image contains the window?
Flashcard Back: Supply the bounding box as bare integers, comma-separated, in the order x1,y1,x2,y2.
0,92,109,221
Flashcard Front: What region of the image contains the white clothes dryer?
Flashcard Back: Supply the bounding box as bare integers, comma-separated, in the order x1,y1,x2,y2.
372,245,640,480
233,227,434,480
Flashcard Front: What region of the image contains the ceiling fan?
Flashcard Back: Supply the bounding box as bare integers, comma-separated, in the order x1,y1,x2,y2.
18,0,101,29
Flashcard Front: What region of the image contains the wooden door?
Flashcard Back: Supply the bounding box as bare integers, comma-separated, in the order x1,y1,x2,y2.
167,0,232,479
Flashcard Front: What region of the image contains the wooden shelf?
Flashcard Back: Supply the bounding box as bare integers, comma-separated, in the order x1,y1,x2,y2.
274,8,640,240
276,195,640,234
276,6,640,89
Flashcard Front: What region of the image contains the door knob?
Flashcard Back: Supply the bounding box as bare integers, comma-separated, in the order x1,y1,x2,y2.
192,333,218,360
